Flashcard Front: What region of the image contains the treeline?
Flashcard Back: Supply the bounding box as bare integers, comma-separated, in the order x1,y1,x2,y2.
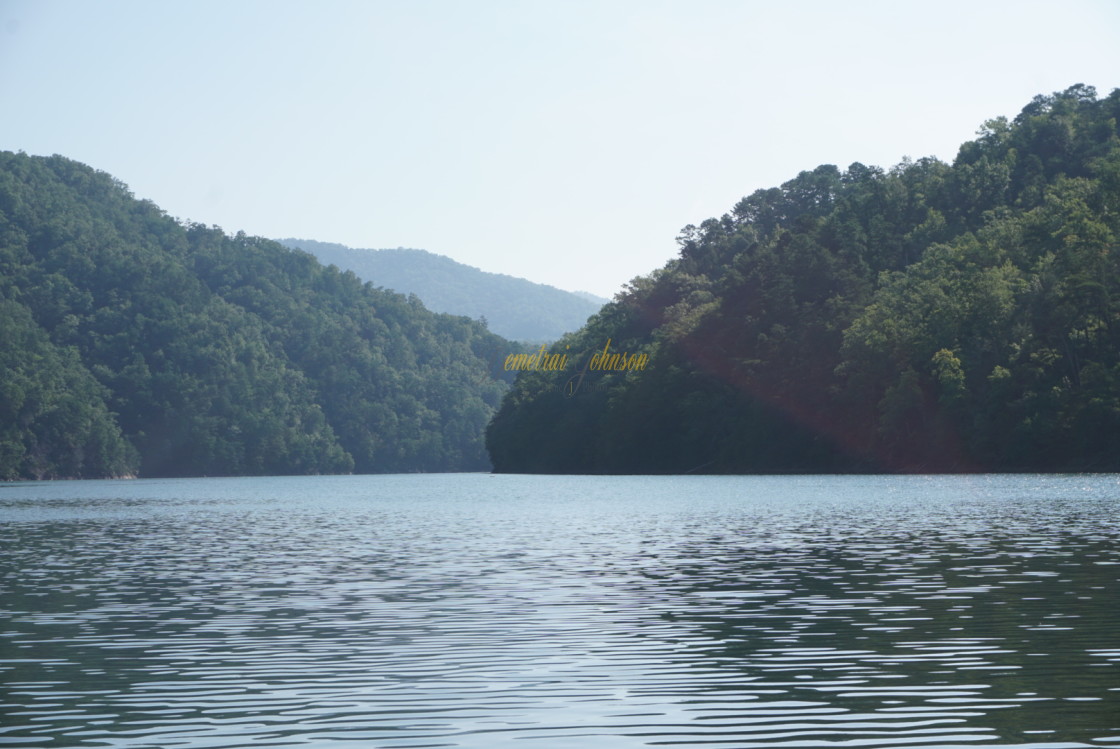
0,152,516,480
487,85,1120,473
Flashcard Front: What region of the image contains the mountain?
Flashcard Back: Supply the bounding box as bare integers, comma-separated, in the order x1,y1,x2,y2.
486,85,1120,474
571,290,609,305
0,152,518,480
276,239,607,342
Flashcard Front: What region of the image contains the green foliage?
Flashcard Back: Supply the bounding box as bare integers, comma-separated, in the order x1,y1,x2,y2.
0,152,515,479
488,85,1120,473
0,295,137,479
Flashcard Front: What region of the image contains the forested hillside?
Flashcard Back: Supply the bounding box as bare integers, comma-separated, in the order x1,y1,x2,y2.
0,153,516,480
277,239,606,342
487,85,1120,474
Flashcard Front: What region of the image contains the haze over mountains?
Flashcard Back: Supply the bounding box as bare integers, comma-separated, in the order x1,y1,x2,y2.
3,85,1116,481
277,239,608,343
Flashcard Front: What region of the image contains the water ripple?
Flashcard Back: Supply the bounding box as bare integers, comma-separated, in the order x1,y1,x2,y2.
1,474,1118,747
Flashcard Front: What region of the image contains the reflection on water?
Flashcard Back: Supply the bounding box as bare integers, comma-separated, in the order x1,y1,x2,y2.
1,474,1118,748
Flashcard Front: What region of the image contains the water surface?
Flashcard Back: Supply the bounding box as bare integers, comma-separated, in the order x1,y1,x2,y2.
1,474,1118,747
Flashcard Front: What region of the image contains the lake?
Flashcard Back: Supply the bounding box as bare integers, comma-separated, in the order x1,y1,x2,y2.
1,473,1118,748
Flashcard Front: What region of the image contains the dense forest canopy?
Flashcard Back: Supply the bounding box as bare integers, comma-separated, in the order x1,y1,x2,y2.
0,152,518,480
487,85,1120,474
276,239,606,343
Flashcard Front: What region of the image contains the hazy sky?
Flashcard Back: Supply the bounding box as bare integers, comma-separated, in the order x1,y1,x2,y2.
2,1,1117,298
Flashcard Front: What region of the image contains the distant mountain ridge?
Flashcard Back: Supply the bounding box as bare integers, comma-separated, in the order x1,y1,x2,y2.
277,239,607,342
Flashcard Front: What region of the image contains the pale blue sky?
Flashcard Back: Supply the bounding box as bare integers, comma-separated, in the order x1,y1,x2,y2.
2,0,1117,298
